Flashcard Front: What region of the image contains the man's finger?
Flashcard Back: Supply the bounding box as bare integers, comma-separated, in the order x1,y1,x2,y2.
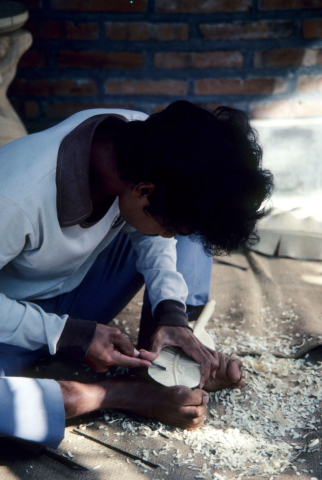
138,333,168,360
138,348,160,362
177,343,212,388
112,330,141,358
190,344,219,387
200,362,212,388
111,350,152,369
84,357,99,371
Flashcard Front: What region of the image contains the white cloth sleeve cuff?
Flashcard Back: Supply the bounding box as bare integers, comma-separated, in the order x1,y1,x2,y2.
0,377,65,448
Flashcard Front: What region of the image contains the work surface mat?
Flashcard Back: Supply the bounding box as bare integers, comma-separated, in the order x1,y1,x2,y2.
1,248,322,480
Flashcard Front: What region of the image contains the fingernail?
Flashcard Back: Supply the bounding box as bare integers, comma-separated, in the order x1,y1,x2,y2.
212,371,216,379
134,348,140,357
139,349,147,352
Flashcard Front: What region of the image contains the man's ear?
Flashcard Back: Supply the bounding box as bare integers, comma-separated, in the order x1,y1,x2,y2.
132,182,155,198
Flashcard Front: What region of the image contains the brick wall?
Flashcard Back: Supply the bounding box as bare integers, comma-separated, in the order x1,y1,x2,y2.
9,0,322,132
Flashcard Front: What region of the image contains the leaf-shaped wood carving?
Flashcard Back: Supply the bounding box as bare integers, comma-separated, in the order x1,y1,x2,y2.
148,300,216,388
148,346,201,388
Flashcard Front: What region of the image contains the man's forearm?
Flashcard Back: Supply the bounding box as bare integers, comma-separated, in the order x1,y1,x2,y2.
0,293,68,354
129,230,188,314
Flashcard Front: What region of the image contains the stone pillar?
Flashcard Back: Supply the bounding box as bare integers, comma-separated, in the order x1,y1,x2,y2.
0,1,31,147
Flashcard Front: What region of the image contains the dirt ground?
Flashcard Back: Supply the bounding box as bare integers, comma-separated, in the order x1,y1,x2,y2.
1,250,322,480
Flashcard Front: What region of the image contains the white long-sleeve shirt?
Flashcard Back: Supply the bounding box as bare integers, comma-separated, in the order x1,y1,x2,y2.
0,109,188,355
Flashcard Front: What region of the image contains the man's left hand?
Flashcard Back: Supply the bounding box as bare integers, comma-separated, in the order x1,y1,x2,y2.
139,325,219,388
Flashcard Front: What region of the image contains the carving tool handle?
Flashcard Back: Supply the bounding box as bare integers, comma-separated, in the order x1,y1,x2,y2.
192,300,216,338
44,448,88,471
151,361,167,370
73,430,159,469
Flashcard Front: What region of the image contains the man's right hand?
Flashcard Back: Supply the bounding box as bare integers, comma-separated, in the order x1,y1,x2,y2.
85,324,152,372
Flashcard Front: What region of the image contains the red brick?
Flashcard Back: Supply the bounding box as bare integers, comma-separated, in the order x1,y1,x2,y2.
303,19,322,39
156,0,252,13
10,79,51,96
250,99,322,118
24,20,40,39
194,77,286,95
51,0,147,12
18,0,41,9
104,22,189,41
151,104,169,113
297,75,322,92
26,20,64,40
259,0,322,9
105,80,188,95
151,102,233,114
154,51,243,68
254,48,321,67
37,21,63,40
199,21,293,40
58,51,144,69
26,20,100,40
51,80,97,96
18,51,47,68
24,101,40,118
205,102,239,112
46,102,136,118
66,22,99,40
9,79,97,96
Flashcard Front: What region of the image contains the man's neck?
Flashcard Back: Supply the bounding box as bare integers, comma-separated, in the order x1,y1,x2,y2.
89,134,125,205
84,134,127,224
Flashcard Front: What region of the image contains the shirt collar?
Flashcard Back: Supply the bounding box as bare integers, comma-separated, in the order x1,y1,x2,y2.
56,113,128,228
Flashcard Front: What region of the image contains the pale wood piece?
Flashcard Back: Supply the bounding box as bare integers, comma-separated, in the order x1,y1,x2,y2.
0,1,28,34
148,346,201,388
148,300,216,388
188,299,216,350
0,29,31,146
0,2,30,146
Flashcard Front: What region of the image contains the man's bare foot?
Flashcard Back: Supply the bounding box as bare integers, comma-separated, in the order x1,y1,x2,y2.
59,378,208,430
204,353,243,392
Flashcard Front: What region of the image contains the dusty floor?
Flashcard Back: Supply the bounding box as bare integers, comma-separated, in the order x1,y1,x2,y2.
1,251,322,480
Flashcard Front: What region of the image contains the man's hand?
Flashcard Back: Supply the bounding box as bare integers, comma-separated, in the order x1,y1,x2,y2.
85,324,152,372
139,325,219,388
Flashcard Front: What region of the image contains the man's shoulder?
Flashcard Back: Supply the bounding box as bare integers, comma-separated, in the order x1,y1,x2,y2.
62,108,149,125
0,109,149,205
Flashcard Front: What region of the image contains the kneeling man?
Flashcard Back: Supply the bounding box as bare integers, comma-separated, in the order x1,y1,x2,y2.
0,101,273,447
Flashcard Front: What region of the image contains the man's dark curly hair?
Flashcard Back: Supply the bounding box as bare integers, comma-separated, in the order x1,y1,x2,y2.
114,100,274,256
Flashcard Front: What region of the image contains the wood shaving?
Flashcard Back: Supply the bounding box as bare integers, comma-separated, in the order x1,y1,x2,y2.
92,312,321,478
